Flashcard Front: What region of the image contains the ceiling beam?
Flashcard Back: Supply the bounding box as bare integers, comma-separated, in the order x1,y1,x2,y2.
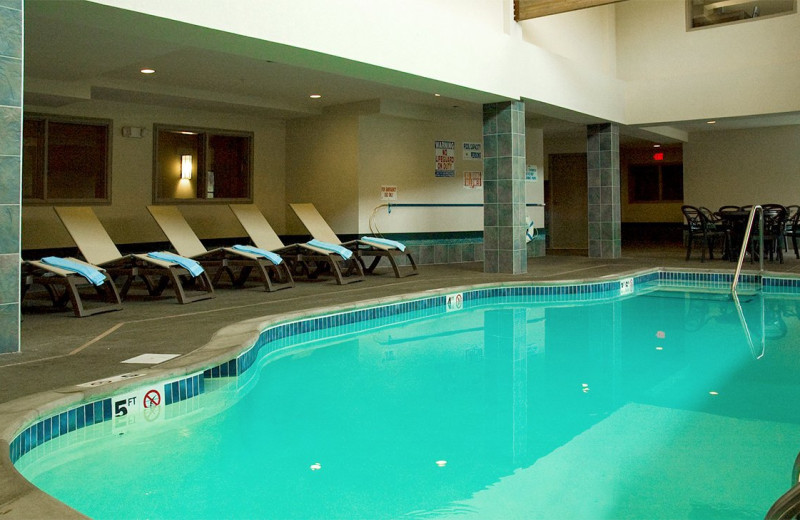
515,0,627,21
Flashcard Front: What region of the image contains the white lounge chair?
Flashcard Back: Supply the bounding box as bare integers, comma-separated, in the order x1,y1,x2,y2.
289,202,418,278
22,256,122,317
54,207,214,304
147,205,293,292
228,204,364,285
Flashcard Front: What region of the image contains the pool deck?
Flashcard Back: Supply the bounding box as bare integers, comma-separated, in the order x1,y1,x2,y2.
3,244,800,517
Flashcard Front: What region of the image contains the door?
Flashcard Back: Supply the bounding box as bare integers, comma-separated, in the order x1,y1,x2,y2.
548,153,588,250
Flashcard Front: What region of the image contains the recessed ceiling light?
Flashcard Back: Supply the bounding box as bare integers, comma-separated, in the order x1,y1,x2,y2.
653,144,661,148
707,120,716,124
434,93,441,97
309,94,322,99
140,68,156,74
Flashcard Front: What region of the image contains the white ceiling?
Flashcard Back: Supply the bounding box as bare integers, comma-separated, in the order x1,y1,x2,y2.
23,1,800,146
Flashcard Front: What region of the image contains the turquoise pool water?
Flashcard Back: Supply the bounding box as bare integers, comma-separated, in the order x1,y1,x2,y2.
14,286,800,519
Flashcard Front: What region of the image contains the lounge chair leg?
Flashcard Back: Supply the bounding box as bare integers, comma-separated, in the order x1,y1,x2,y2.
247,258,293,292
248,260,275,291
41,283,68,307
326,256,363,285
214,265,236,286
165,266,215,304
117,273,135,299
268,262,295,291
147,274,172,297
30,274,122,317
359,252,418,278
364,256,381,274
66,277,123,317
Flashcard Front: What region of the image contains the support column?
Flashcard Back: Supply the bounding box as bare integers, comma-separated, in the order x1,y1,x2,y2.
587,123,621,259
0,0,22,354
483,101,527,274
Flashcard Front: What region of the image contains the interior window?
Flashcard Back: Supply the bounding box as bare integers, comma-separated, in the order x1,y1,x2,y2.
153,125,252,203
629,163,683,203
23,115,111,203
688,0,796,29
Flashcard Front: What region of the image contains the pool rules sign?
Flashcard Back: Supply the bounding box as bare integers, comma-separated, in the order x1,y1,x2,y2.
435,140,456,177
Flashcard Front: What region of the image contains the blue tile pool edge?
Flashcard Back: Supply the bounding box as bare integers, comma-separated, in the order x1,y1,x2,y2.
8,267,800,468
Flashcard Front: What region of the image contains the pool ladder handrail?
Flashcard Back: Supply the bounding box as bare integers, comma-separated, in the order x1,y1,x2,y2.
765,450,800,519
731,290,766,360
731,205,764,294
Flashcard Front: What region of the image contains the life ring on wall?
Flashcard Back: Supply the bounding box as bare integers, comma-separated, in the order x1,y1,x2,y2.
525,215,537,243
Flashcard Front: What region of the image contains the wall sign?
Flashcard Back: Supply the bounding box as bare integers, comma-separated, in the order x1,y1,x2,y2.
435,140,456,177
463,142,482,160
464,171,482,189
380,185,398,201
526,165,539,181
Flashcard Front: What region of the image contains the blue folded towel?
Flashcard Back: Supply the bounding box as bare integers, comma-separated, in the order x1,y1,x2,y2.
41,256,107,286
307,239,353,260
147,251,204,277
232,244,283,265
361,236,406,252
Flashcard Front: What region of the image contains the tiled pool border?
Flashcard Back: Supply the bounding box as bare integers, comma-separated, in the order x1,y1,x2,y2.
9,268,800,467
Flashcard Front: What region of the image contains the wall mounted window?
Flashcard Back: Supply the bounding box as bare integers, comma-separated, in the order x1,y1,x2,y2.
153,125,253,203
688,0,796,29
628,163,684,203
23,114,111,203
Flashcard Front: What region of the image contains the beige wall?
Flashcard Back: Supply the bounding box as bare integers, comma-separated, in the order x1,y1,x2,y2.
684,126,800,210
285,114,360,235
544,134,685,223
22,100,286,250
284,103,548,237
23,98,552,251
357,109,485,234
616,0,800,123
620,145,684,224
520,4,617,77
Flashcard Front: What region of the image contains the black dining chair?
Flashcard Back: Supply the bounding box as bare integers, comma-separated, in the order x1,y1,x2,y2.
752,204,787,263
782,205,799,253
682,205,727,262
699,206,730,258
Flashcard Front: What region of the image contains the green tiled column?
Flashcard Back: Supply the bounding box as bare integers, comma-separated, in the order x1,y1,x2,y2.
587,123,621,259
0,0,22,354
483,101,527,274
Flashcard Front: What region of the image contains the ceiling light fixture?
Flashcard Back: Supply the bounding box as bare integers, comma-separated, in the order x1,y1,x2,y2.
309,94,322,99
653,144,661,148
434,93,441,97
140,68,156,74
707,120,716,124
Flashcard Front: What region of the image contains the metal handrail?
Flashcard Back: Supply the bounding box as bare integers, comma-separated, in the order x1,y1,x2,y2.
765,450,800,519
731,291,765,360
731,205,764,294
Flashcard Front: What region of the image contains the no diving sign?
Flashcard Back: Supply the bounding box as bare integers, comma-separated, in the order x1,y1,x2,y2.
446,293,463,312
143,389,161,408
111,382,172,433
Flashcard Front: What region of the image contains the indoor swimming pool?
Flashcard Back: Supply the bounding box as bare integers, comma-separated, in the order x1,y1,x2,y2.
10,271,800,519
